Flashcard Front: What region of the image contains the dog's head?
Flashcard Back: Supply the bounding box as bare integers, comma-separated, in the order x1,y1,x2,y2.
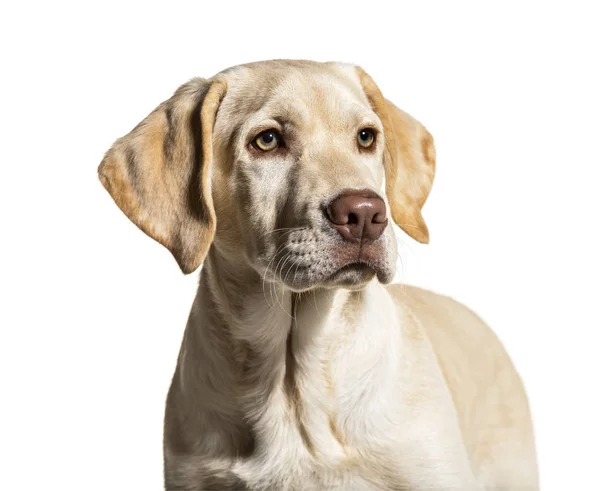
99,60,435,291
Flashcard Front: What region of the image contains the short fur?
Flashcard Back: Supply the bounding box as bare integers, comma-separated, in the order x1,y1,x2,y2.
99,60,538,490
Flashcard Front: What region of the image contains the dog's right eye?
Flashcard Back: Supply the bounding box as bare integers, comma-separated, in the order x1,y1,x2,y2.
252,129,281,152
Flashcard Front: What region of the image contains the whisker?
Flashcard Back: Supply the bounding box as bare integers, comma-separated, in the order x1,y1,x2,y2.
273,252,293,315
291,258,303,289
262,242,291,308
283,255,301,286
292,290,303,321
311,288,320,314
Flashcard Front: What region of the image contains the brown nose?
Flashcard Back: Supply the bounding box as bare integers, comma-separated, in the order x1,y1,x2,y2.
325,190,388,242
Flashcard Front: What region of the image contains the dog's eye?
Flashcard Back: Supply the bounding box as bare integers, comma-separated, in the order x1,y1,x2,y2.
253,129,281,152
357,128,376,149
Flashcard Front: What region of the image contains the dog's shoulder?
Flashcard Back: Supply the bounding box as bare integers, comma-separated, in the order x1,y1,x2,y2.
386,283,506,376
387,283,489,336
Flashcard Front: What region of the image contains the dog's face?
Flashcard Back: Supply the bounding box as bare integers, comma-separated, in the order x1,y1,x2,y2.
212,62,397,290
99,61,435,291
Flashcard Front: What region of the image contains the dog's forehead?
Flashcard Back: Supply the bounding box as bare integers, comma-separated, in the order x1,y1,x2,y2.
274,70,368,118
216,61,374,135
225,60,364,96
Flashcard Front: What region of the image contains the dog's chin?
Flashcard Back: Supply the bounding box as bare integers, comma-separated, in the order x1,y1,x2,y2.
283,261,394,292
323,262,377,289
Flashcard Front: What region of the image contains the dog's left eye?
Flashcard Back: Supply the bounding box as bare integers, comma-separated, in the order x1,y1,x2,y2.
252,129,281,152
357,128,376,149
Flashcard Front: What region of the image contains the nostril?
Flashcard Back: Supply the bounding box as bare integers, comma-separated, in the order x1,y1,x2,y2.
372,211,387,224
347,212,359,225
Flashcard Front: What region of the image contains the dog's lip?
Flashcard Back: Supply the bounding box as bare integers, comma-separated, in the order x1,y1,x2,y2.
336,261,376,274
327,260,377,282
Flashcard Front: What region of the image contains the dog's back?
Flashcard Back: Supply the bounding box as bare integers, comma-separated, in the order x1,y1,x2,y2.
394,285,539,489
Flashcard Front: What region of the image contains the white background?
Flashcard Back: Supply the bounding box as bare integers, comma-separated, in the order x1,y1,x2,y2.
1,1,598,489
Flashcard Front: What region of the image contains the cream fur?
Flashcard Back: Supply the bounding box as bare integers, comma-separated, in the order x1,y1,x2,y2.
99,60,538,490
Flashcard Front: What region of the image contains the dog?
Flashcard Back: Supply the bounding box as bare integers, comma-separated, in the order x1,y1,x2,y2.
98,60,538,490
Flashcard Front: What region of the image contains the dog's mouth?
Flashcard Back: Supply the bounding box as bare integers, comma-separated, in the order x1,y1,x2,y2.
264,227,395,291
323,237,394,287
325,261,378,287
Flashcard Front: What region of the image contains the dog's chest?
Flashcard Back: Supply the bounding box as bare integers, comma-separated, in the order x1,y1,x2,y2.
232,366,403,490
232,431,395,491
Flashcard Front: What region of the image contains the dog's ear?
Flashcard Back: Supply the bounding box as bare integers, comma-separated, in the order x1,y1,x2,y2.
98,78,227,273
356,68,436,243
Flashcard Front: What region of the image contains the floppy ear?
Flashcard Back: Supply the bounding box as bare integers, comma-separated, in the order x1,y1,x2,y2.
98,78,227,273
357,68,436,243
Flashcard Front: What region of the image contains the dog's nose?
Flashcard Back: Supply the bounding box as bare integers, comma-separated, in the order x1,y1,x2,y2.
325,190,388,242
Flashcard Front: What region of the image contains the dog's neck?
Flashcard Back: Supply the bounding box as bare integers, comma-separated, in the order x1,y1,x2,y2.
173,246,397,464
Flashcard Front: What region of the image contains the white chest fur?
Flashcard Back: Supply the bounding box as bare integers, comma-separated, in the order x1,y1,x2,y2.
230,285,409,490
167,278,480,490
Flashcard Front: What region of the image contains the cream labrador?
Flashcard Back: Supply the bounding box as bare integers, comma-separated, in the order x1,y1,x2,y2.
98,60,538,490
